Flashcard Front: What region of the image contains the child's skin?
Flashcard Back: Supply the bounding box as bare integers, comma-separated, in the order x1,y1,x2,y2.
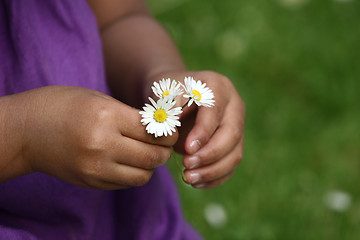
0,0,245,189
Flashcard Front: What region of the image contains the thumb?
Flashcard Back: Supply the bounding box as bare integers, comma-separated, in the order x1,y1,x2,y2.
119,102,179,147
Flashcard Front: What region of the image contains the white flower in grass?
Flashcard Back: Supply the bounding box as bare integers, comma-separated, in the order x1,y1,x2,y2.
182,76,215,107
204,202,227,228
324,190,352,212
151,78,183,101
139,97,182,138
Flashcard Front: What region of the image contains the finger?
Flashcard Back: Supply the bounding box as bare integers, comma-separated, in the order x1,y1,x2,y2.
183,106,243,169
81,160,154,189
118,103,179,147
184,116,244,170
192,171,235,189
184,101,226,155
182,73,231,155
110,135,173,170
183,140,243,185
106,163,154,187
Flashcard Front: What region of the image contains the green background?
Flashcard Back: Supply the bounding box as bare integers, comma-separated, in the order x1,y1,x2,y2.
147,0,360,239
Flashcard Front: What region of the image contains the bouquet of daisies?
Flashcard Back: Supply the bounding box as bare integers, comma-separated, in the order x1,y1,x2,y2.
140,76,215,138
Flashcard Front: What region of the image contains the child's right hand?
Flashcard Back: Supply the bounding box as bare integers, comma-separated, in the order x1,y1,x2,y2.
2,86,177,189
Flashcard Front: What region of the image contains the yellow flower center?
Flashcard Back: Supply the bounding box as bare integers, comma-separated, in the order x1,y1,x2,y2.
192,89,202,101
154,109,167,123
162,90,170,98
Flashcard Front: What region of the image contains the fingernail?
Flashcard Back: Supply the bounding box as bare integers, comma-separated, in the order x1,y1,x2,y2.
193,184,206,189
188,172,201,184
188,156,200,169
190,140,201,154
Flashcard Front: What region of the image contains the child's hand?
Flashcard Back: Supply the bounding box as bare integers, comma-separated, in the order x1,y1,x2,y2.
165,71,245,188
14,86,177,189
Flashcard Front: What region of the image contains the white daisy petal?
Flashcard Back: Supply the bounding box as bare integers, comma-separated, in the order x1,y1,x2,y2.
151,78,183,101
139,97,182,138
188,99,193,107
181,76,215,108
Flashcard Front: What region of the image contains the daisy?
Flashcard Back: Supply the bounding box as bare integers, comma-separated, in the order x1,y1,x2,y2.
139,97,182,138
182,76,215,107
151,78,183,101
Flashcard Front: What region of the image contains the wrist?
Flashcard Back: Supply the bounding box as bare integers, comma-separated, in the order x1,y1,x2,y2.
0,94,33,183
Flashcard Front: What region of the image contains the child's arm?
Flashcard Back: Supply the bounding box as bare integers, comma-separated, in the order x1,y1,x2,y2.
89,0,245,188
0,95,32,183
88,0,186,107
0,86,177,188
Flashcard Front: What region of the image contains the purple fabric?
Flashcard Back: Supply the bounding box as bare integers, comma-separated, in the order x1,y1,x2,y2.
0,1,202,239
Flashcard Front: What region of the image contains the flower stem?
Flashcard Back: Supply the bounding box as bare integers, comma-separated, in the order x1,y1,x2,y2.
182,99,190,110
170,148,187,182
175,155,187,182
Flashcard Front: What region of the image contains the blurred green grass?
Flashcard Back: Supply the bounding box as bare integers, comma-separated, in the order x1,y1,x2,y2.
147,0,360,239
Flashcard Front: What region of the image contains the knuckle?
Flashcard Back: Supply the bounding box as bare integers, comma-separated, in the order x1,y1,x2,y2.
201,71,230,88
158,147,172,165
215,106,223,119
232,155,242,167
237,98,246,119
238,150,244,164
163,147,173,162
64,102,115,156
231,127,242,143
143,147,170,169
143,150,159,169
198,127,212,143
91,103,116,125
77,131,108,156
202,147,217,163
201,168,218,181
233,148,243,166
75,105,116,153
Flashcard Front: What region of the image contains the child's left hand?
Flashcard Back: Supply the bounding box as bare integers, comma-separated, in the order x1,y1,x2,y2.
149,70,245,188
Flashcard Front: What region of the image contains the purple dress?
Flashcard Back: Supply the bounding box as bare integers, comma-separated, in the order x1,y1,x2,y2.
0,1,202,239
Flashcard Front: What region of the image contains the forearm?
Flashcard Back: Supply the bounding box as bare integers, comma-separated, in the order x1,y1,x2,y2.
100,14,186,107
0,95,31,183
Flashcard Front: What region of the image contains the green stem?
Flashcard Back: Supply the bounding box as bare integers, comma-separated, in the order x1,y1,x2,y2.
182,98,191,110
170,148,187,182
175,155,187,182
